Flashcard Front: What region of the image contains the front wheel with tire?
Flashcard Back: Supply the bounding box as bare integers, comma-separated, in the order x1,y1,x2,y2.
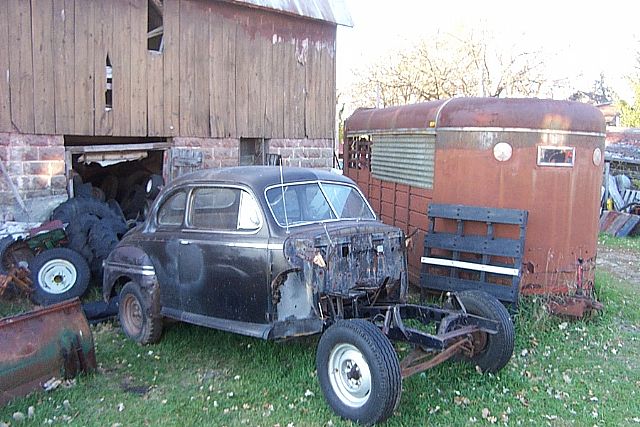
451,290,515,373
119,282,162,345
316,320,402,425
30,248,90,305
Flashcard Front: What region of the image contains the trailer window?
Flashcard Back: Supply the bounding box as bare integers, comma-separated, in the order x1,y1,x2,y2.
537,146,574,167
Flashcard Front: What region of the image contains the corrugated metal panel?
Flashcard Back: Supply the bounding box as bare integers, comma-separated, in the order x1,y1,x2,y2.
371,134,435,189
225,0,353,26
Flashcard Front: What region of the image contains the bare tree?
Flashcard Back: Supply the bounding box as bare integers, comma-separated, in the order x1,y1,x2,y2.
347,30,550,109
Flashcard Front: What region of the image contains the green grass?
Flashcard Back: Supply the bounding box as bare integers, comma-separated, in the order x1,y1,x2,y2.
1,271,639,426
598,233,640,251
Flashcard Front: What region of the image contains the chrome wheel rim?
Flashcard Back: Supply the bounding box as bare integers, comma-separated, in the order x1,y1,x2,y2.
328,343,372,408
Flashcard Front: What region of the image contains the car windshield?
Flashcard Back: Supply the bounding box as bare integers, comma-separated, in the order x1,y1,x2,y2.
265,182,375,227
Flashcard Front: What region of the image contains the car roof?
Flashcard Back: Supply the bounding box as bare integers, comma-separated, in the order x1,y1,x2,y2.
167,166,354,193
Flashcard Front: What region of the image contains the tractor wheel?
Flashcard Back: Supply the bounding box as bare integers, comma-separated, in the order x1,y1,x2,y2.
316,320,401,425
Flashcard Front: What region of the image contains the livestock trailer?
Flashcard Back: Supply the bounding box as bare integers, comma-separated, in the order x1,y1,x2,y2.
344,97,605,296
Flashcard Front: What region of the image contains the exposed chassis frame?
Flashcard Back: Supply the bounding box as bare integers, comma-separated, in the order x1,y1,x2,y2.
357,301,500,378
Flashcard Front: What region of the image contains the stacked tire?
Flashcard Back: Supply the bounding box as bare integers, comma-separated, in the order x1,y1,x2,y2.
51,197,128,280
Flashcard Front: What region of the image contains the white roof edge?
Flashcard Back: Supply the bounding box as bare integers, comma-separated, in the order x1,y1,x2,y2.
224,0,353,27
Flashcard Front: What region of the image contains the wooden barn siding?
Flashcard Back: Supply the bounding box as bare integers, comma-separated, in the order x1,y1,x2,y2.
0,0,336,139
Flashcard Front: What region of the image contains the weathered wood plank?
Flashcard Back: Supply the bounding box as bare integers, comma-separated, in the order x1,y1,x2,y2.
8,0,35,134
74,0,94,135
147,51,164,136
179,0,196,136
261,36,273,139
272,37,284,139
52,0,75,134
246,32,262,137
327,41,336,140
130,0,147,136
234,25,249,137
112,0,131,136
293,40,306,138
93,0,113,135
304,42,317,139
163,0,179,135
317,47,329,138
209,10,224,137
283,40,295,138
222,16,237,137
31,0,56,134
0,1,12,132
193,1,210,137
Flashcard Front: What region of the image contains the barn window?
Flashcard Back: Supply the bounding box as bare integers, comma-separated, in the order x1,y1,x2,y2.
148,0,164,52
370,133,435,189
537,146,574,167
240,138,270,165
105,55,112,111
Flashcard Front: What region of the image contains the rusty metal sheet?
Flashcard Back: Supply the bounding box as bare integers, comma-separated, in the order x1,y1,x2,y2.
346,98,605,136
547,295,604,319
0,299,96,407
345,100,446,135
437,98,605,133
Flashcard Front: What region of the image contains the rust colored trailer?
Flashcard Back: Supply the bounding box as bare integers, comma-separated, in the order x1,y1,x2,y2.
344,98,605,295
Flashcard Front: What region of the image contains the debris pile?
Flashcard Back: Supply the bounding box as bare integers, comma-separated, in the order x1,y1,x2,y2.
601,172,640,237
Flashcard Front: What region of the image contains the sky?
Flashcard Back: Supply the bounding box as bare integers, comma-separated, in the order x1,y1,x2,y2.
336,0,640,108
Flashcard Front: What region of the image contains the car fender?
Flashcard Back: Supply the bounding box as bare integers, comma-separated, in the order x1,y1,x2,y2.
102,244,158,301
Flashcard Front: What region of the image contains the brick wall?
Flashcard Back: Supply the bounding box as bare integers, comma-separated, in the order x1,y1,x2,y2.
171,137,334,176
0,135,335,221
270,139,334,168
0,133,67,221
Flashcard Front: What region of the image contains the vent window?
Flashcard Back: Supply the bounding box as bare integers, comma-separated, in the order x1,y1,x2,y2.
371,134,435,189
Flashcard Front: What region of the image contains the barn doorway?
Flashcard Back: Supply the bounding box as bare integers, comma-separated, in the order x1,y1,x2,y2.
64,136,170,221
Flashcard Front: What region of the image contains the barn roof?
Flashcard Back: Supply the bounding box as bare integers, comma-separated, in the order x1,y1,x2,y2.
225,0,353,26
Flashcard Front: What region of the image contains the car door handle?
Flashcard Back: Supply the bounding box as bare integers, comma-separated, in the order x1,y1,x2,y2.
179,240,190,245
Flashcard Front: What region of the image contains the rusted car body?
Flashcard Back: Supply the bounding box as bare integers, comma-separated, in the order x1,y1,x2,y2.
0,299,96,406
344,98,606,296
102,166,514,425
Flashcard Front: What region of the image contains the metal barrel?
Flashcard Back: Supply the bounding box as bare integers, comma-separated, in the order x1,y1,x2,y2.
0,299,97,407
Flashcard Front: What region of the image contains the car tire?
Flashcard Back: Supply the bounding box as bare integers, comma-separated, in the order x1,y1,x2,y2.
316,319,402,425
449,290,514,373
119,282,163,345
30,247,91,306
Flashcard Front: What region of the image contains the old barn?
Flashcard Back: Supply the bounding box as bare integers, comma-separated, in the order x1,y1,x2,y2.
0,0,350,220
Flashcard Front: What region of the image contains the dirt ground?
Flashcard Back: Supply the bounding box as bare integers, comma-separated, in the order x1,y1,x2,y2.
597,243,640,286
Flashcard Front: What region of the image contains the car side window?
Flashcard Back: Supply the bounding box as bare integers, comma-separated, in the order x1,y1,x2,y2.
157,191,187,226
237,191,262,230
190,187,255,231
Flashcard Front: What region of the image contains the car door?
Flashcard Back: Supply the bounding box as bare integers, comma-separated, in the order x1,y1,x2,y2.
143,188,189,313
178,185,270,324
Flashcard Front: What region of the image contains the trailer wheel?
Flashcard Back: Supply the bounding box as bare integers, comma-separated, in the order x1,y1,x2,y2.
119,282,162,345
451,290,514,373
30,248,90,306
316,320,401,425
